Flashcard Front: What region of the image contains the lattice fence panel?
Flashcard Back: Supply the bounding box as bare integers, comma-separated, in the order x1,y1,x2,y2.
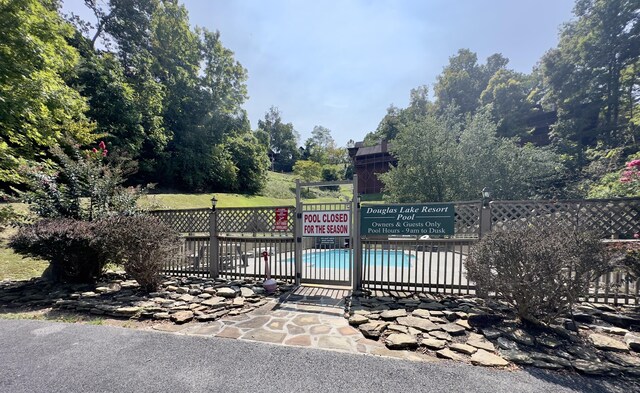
490,201,580,232
454,202,481,237
217,206,295,234
579,199,640,238
150,209,210,233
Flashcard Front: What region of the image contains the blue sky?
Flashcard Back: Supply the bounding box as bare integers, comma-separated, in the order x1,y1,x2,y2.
62,0,575,146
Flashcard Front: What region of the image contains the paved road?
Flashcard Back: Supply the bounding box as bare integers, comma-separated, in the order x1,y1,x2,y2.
0,319,631,393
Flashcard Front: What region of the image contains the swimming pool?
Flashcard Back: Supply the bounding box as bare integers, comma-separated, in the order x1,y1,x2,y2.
297,249,414,269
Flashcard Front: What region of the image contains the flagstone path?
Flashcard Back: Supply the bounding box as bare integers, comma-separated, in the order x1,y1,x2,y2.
149,286,434,361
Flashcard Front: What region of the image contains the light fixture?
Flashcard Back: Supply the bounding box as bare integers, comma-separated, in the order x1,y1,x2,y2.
211,195,218,210
481,187,492,207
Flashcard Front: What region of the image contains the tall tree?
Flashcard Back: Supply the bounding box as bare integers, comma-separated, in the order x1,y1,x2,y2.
0,0,95,194
540,0,640,150
257,107,300,172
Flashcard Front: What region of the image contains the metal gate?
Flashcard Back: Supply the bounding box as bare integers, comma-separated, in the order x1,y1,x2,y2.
294,178,358,286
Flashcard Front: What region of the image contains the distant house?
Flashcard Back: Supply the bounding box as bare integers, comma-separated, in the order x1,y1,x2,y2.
347,140,396,195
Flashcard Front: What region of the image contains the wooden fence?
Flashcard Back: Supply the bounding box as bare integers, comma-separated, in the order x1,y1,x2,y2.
151,197,640,304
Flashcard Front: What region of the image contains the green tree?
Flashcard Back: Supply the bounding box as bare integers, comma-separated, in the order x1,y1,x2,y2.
225,134,269,193
0,0,95,193
293,160,322,182
257,107,300,172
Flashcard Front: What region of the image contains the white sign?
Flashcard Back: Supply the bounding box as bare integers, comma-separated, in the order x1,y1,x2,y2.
302,210,351,237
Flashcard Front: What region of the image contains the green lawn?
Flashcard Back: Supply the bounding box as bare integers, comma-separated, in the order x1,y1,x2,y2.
0,228,48,281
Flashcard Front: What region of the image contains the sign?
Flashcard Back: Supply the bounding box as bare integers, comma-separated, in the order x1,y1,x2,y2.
303,210,351,237
274,208,289,231
360,204,455,236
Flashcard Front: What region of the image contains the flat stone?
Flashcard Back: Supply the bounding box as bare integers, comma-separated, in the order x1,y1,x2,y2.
170,311,194,324
594,304,617,312
419,302,446,311
114,306,140,316
166,285,178,292
201,297,226,307
496,337,519,351
348,314,369,326
284,335,311,347
386,324,409,334
589,333,629,352
359,322,388,339
532,360,564,370
421,338,446,350
318,336,353,351
436,348,463,361
286,324,305,335
216,287,237,298
500,350,533,365
429,331,452,342
267,318,288,331
566,345,601,361
380,309,407,320
482,328,502,340
505,329,535,346
235,316,271,329
385,333,418,350
624,332,640,352
594,326,629,336
292,314,321,327
467,337,495,352
604,352,640,368
471,349,509,367
176,287,189,294
455,319,471,330
449,343,477,355
412,309,430,319
600,312,639,329
310,325,331,335
530,353,572,368
537,335,562,349
572,359,617,376
440,323,466,336
241,329,286,344
240,287,256,298
178,294,195,302
152,312,171,320
396,316,440,332
338,326,360,336
231,297,244,308
429,317,447,324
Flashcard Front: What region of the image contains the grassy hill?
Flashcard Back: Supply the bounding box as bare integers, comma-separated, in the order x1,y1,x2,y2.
145,171,357,210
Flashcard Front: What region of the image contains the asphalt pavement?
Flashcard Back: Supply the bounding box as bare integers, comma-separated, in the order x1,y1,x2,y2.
0,319,632,393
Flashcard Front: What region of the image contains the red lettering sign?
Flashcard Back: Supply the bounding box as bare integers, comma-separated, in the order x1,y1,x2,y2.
274,208,288,231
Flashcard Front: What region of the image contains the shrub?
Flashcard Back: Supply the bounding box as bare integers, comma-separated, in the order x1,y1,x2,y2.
466,225,611,325
10,219,109,283
607,241,640,280
21,141,145,221
98,215,180,292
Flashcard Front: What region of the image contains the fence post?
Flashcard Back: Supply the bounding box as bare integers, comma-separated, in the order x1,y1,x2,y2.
209,199,219,279
294,179,302,286
479,200,491,239
352,174,361,291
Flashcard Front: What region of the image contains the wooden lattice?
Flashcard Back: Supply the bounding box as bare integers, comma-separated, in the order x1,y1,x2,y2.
150,208,210,233
217,206,295,234
454,201,481,237
490,198,640,238
578,199,640,237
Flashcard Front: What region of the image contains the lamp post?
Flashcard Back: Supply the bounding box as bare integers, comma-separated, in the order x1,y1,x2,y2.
357,194,362,209
209,195,218,278
481,187,492,208
211,195,218,210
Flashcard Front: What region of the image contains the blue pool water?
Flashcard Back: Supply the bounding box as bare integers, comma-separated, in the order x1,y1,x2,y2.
297,250,414,269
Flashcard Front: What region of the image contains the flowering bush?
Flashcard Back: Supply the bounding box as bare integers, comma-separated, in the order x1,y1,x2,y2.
21,141,144,220
620,159,640,184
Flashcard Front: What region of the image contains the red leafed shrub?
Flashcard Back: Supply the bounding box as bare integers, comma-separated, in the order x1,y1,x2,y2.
10,219,109,283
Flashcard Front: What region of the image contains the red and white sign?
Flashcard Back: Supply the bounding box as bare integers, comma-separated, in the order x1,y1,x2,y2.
302,210,351,237
274,208,289,231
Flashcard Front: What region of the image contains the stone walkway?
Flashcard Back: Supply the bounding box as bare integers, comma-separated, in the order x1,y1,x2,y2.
150,286,433,361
